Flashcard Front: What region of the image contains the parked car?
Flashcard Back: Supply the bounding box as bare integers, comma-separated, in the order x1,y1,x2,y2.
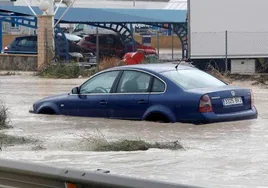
3,33,96,63
30,63,257,124
4,35,37,55
77,34,157,58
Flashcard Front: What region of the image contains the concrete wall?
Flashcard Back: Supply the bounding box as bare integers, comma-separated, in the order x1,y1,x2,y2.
0,54,37,71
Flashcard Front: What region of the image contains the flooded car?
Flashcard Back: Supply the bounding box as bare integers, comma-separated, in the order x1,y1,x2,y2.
30,63,258,124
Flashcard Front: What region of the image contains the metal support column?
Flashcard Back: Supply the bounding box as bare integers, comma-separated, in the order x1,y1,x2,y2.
130,23,135,52
171,23,188,61
11,17,15,27
96,26,100,71
157,30,160,59
225,30,228,72
171,25,174,60
0,19,2,53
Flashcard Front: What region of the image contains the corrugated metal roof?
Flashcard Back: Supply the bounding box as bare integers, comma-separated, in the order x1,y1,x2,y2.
14,0,168,9
0,5,186,23
0,0,14,5
165,0,187,10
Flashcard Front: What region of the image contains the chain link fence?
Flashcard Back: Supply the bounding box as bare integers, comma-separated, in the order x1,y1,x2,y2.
2,26,183,66
158,48,182,61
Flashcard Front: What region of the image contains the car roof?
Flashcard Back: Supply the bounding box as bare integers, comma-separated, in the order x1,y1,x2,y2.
15,35,36,39
110,62,196,73
57,33,82,41
83,33,120,37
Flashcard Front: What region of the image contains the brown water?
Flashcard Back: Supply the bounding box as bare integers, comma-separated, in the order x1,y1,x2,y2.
0,75,267,188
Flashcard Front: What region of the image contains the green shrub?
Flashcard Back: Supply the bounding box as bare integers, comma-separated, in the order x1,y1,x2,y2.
0,133,34,146
0,102,11,130
77,131,184,152
39,62,97,79
93,139,184,152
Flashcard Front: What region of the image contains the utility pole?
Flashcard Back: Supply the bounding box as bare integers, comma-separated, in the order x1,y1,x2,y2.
130,0,135,52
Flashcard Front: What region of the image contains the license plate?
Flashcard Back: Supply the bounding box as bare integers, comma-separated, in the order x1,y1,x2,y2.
87,58,97,63
223,97,243,106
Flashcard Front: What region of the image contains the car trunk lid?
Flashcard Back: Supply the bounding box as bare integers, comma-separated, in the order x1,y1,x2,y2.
189,86,252,114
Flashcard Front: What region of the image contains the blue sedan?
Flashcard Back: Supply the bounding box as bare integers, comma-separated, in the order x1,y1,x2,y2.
30,63,258,124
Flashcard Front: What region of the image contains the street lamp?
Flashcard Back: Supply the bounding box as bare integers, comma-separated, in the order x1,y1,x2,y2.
39,0,50,15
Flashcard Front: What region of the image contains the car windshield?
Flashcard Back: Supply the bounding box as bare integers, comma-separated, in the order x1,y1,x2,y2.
162,69,226,90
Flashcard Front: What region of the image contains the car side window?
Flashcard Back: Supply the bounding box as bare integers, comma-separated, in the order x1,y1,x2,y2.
106,36,114,45
152,78,165,92
86,36,96,44
80,71,120,94
17,39,27,46
18,38,36,47
116,71,151,93
99,36,107,45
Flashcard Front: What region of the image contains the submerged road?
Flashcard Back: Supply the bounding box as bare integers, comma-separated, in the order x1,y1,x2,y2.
0,75,267,188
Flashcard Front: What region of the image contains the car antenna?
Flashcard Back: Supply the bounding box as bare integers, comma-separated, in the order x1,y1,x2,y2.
175,59,183,71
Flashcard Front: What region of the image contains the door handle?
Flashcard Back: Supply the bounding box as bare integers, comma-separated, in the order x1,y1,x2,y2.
138,100,147,104
100,101,108,105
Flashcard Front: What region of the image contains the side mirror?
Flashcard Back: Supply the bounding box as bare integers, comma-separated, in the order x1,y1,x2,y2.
71,87,80,94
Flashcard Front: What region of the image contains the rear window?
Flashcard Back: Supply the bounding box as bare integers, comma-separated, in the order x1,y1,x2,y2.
162,69,226,90
17,38,37,47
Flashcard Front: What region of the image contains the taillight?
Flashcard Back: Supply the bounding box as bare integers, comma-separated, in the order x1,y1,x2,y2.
199,94,213,113
250,90,254,108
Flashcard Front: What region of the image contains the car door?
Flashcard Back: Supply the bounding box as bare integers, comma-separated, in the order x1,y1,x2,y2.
108,70,152,120
62,71,121,117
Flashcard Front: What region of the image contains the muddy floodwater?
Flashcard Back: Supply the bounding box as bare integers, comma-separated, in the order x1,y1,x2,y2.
0,75,267,188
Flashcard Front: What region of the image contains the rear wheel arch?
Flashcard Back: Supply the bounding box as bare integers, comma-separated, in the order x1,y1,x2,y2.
143,106,176,123
144,111,171,123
